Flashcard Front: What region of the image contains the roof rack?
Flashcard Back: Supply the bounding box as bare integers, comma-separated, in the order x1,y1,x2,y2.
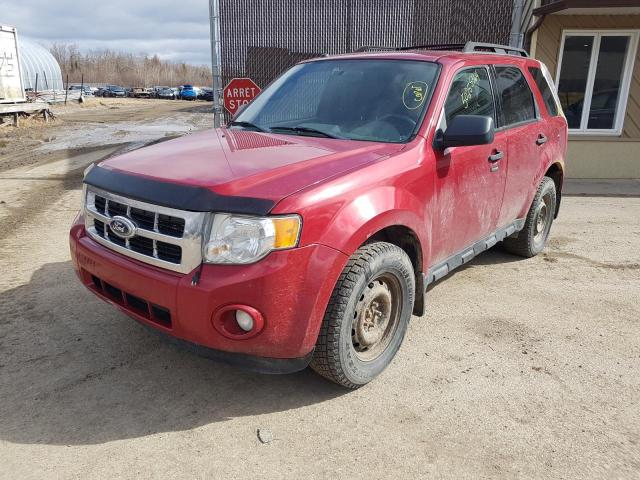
354,41,529,57
355,43,466,52
464,42,529,57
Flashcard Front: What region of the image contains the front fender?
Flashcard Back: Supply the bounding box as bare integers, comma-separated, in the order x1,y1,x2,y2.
313,186,428,258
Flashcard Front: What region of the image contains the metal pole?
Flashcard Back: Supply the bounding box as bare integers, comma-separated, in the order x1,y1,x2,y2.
34,73,39,97
509,0,525,48
209,0,223,127
65,73,69,105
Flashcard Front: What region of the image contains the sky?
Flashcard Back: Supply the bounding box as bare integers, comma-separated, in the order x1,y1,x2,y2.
0,0,212,65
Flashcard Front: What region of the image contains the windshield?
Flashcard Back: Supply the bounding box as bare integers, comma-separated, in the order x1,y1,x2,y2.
234,59,439,143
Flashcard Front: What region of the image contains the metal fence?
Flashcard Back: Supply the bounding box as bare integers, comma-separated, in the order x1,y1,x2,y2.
219,0,515,94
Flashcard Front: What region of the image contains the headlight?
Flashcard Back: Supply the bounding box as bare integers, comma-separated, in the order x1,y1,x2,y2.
203,214,301,264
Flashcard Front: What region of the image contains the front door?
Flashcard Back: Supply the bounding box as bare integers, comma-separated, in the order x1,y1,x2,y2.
430,66,507,264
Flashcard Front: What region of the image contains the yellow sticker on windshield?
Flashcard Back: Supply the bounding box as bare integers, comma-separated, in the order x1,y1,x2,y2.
403,81,429,110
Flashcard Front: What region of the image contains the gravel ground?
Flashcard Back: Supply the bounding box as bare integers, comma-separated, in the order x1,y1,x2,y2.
0,102,638,479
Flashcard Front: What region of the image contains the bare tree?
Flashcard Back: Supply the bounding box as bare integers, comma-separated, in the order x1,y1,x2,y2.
49,43,213,87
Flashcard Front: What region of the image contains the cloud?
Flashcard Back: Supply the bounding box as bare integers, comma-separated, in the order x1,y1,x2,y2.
0,0,212,65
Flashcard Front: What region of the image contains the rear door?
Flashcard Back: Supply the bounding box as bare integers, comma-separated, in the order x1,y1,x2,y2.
493,65,546,226
430,65,508,263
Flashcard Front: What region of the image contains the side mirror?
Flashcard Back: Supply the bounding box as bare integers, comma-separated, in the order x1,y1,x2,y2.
435,115,495,150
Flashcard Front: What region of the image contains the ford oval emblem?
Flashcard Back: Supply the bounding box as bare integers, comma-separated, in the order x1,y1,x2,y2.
108,216,137,239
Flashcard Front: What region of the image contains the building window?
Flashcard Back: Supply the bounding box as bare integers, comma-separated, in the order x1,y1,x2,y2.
556,31,639,135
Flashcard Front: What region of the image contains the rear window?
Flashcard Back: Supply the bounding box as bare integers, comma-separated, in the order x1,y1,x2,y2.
494,66,537,127
528,66,559,117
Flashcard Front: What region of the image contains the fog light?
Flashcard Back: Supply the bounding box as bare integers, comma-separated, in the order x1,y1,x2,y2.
212,305,264,339
235,309,254,332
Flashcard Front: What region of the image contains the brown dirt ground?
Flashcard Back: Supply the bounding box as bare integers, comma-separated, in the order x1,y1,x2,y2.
0,100,638,479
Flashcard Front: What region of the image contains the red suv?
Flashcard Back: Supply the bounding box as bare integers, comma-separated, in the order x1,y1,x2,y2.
70,42,567,388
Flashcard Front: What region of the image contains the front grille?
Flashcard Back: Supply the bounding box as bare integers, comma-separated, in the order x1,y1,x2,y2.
107,200,127,217
130,207,155,230
94,219,106,237
157,242,182,263
129,235,154,256
93,216,181,262
158,214,185,237
84,187,207,274
107,228,127,248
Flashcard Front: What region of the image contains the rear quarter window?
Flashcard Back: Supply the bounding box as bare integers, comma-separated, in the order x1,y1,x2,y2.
528,66,559,117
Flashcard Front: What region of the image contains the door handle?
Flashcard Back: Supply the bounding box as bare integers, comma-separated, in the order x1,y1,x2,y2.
536,134,548,145
488,151,504,163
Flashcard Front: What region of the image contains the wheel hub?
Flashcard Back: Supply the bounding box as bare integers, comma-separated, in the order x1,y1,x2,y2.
534,194,552,242
354,283,392,348
351,276,401,361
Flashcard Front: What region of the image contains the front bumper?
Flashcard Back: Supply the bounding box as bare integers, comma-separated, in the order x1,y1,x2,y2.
69,219,347,372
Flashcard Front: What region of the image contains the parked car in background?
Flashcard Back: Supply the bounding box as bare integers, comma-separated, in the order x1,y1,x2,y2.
72,42,567,388
101,85,127,98
152,86,170,98
71,85,94,96
68,85,93,96
156,87,178,100
198,87,213,101
179,85,197,101
130,87,151,98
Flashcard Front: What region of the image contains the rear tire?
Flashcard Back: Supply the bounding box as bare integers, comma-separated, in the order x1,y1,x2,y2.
310,242,415,389
503,176,557,258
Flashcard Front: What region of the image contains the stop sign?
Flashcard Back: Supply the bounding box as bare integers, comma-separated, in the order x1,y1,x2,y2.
223,78,261,115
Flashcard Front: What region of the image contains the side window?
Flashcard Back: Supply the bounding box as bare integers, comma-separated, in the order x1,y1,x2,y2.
494,66,537,127
443,67,495,129
528,66,559,117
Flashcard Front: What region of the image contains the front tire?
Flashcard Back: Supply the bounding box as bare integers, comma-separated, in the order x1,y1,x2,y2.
503,176,557,257
310,242,415,389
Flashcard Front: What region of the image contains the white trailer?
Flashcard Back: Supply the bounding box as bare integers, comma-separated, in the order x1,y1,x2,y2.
0,25,26,104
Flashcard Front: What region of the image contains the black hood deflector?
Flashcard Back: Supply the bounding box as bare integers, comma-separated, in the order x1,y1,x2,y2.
84,166,275,215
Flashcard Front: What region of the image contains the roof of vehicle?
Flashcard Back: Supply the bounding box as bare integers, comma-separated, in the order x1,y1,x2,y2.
310,49,540,66
304,42,540,67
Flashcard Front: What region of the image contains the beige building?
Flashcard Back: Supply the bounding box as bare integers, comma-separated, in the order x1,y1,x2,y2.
529,0,640,178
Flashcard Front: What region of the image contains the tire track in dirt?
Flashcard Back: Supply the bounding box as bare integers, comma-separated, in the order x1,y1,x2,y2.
0,145,124,243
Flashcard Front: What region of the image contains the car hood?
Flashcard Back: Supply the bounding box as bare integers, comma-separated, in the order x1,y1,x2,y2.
97,128,404,204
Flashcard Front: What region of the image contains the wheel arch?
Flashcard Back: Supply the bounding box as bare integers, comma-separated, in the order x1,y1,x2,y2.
544,162,564,218
366,224,425,317
295,186,430,317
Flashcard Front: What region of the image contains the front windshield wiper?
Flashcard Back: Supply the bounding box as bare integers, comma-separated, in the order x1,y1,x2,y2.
228,120,267,132
268,126,342,139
